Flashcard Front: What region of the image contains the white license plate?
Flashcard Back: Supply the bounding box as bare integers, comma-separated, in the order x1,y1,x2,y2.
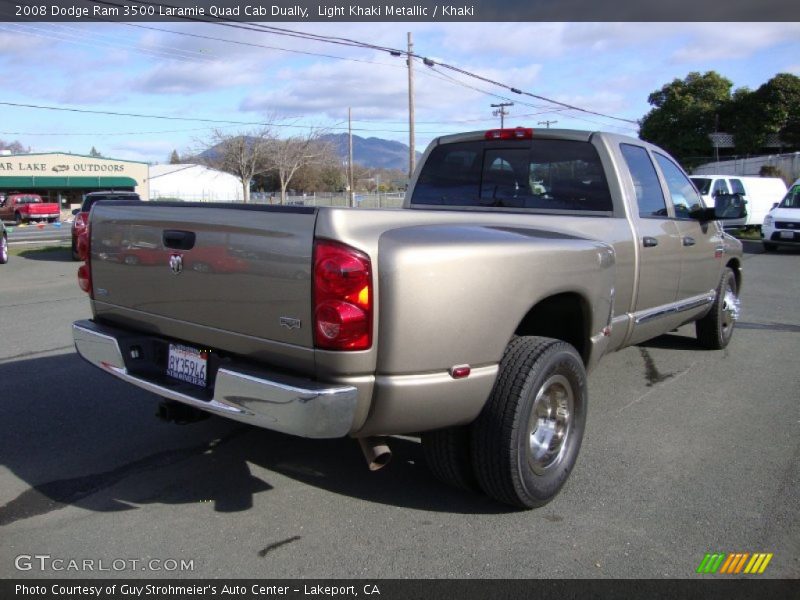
780,231,795,239
167,344,207,387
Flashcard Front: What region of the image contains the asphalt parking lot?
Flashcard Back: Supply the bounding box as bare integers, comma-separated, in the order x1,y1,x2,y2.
0,242,797,579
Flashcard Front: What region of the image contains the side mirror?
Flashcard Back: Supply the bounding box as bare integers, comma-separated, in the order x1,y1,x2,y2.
772,202,779,209
71,208,80,216
690,193,748,222
714,193,747,220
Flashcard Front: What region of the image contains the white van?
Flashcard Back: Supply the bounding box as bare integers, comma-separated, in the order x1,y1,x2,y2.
689,175,787,229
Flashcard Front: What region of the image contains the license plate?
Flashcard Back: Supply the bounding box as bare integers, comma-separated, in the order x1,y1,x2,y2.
167,344,207,387
780,231,795,239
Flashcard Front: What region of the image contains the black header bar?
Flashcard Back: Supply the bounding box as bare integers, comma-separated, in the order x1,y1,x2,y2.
1,0,799,22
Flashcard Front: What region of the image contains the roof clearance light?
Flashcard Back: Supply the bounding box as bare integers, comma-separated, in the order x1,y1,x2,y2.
484,128,534,141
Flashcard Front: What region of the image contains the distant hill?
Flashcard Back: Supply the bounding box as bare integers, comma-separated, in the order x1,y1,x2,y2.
321,133,421,172
197,133,420,172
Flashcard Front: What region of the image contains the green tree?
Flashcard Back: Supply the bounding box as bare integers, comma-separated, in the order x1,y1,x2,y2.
639,71,733,166
730,73,800,153
89,146,103,158
169,149,181,164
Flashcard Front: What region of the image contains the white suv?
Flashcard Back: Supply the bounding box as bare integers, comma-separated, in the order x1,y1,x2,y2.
762,179,800,251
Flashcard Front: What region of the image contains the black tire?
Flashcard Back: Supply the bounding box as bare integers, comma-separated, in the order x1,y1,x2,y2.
472,336,587,509
422,425,480,492
696,267,739,350
0,233,8,264
763,242,777,252
14,212,22,225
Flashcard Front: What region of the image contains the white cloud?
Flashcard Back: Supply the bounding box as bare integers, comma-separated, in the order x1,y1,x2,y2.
133,61,261,95
671,23,800,62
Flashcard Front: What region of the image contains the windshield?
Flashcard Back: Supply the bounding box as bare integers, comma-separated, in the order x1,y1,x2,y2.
411,138,613,212
779,186,800,208
14,195,42,204
690,178,711,195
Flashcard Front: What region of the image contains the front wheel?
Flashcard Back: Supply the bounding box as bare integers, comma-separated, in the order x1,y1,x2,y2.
763,242,777,252
14,212,22,225
696,267,739,350
472,336,587,509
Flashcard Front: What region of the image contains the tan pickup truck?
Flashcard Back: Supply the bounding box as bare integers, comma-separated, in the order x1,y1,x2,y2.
72,128,745,508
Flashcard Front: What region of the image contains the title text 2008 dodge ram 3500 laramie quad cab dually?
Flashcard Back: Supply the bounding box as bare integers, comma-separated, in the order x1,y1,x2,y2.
72,128,745,508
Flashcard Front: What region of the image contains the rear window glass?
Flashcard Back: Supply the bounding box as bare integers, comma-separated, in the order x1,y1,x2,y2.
411,139,613,212
14,195,42,204
82,193,140,212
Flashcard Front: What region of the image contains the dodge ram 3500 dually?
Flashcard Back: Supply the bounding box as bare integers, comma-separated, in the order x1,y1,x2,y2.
72,128,745,508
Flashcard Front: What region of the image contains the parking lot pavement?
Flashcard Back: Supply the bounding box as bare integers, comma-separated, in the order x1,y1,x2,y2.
0,244,797,579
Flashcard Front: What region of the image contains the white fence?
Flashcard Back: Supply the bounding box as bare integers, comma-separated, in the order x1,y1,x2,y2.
693,152,800,184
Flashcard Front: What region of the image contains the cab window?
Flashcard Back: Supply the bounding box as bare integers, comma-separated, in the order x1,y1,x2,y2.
620,144,667,218
653,153,704,219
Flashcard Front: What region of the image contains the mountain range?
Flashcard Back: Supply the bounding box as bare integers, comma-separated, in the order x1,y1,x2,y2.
321,133,421,172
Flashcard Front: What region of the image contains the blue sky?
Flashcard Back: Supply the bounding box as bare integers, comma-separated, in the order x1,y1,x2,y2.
0,21,799,164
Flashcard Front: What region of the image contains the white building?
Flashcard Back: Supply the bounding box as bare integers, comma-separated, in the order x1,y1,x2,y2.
148,164,243,202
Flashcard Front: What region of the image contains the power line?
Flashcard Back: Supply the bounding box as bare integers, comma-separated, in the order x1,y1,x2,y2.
82,0,639,126
0,101,463,136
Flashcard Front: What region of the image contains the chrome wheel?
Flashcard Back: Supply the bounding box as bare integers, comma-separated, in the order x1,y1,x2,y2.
0,235,7,263
528,374,573,475
721,286,740,335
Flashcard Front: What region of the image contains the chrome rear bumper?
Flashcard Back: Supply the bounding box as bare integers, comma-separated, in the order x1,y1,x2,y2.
72,320,358,438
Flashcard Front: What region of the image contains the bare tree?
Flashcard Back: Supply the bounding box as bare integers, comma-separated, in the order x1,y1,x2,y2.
0,139,30,154
264,130,334,204
197,127,273,203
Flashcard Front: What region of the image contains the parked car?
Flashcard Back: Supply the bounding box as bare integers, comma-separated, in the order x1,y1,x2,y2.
0,221,8,264
0,192,61,224
762,178,800,251
690,175,787,229
73,128,745,509
72,191,141,260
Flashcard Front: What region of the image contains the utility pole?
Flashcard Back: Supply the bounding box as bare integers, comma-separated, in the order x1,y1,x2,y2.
491,102,513,128
538,120,558,129
407,32,416,181
348,107,355,207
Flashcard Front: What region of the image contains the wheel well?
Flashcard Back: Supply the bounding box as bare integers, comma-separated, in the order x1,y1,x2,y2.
514,293,590,364
726,258,742,292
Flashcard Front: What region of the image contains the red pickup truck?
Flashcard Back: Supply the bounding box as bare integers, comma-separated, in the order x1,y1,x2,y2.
0,193,61,224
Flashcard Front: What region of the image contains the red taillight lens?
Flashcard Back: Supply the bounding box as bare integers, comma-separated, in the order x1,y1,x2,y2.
313,240,372,350
485,127,534,140
77,263,91,293
77,223,92,296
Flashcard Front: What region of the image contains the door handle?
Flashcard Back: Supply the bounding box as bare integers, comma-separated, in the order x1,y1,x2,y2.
642,236,659,247
682,236,696,247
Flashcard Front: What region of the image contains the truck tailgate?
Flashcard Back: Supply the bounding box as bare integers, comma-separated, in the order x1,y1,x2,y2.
89,202,317,351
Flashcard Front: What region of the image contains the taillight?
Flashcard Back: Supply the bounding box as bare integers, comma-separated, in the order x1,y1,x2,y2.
485,127,533,140
77,224,92,296
313,240,372,351
73,212,87,233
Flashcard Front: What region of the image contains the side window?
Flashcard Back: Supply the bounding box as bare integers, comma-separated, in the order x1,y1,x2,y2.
712,179,729,196
729,179,745,195
653,153,704,219
620,144,668,218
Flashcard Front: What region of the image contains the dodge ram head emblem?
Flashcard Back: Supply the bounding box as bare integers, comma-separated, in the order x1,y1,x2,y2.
168,253,183,275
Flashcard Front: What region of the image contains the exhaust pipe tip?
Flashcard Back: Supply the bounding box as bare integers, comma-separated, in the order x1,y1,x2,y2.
358,436,392,471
